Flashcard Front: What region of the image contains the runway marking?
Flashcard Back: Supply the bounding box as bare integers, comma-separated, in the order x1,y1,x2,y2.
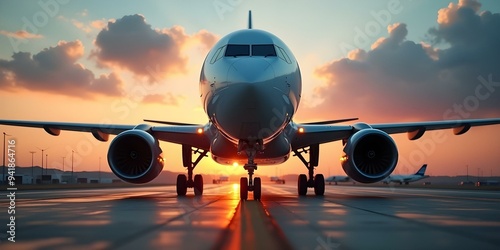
214,200,292,250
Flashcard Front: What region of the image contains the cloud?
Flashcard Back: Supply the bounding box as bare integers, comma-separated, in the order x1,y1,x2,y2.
192,29,219,50
436,0,482,25
0,40,123,98
0,30,43,39
0,13,218,103
90,14,218,82
90,19,108,30
90,14,186,81
141,93,183,105
302,1,500,122
58,15,109,34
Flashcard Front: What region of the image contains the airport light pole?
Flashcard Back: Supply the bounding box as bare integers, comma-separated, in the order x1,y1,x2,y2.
37,147,48,178
2,132,11,184
46,154,48,175
30,151,36,184
62,157,65,172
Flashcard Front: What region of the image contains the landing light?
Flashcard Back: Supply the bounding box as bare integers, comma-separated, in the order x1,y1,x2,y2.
197,128,203,134
298,127,305,133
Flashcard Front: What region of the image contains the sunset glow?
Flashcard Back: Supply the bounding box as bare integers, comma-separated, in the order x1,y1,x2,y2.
1,1,499,177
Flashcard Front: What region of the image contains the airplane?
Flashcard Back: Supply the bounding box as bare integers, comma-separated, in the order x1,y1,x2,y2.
382,164,429,185
270,176,286,184
324,175,353,185
1,11,500,200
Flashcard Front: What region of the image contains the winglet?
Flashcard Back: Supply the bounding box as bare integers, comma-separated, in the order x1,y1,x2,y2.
248,10,252,29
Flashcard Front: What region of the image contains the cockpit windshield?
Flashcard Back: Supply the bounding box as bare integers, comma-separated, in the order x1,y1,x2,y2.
225,45,250,57
252,45,276,57
224,44,277,57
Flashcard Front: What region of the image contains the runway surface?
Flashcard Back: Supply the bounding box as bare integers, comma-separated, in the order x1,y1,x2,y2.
1,183,500,249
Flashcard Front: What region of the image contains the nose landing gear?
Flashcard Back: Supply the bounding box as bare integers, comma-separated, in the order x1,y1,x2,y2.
238,139,263,200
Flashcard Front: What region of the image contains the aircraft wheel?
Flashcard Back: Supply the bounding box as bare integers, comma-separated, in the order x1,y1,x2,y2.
176,174,187,196
254,177,261,200
240,177,248,200
314,174,325,196
298,174,307,196
194,174,203,196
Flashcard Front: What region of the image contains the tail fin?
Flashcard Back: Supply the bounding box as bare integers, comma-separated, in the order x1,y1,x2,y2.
248,10,252,29
416,164,427,176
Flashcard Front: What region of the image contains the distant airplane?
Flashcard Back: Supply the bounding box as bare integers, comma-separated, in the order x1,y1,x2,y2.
325,175,353,185
270,176,285,184
382,164,429,185
2,11,500,200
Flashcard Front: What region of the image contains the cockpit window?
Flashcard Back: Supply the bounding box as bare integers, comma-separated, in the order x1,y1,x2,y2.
252,44,276,57
210,45,226,64
275,45,292,64
225,44,250,57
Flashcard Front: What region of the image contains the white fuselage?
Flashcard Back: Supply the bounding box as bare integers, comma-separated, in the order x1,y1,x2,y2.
383,174,428,184
199,29,302,165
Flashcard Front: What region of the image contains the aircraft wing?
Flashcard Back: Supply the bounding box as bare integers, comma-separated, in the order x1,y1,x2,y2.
0,120,210,150
292,118,500,149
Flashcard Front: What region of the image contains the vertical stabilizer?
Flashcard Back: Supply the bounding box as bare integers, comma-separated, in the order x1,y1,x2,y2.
416,164,427,176
248,10,252,29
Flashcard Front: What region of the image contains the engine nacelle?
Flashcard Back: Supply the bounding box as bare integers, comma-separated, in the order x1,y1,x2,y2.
341,129,398,183
107,130,164,184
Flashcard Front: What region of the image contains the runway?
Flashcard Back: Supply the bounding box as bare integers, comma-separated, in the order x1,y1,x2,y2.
1,183,500,249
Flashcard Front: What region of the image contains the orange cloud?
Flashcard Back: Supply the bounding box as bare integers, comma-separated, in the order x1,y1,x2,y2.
90,14,218,83
437,0,482,25
142,93,184,105
0,40,123,98
90,19,107,30
0,30,43,39
301,1,500,123
59,16,110,34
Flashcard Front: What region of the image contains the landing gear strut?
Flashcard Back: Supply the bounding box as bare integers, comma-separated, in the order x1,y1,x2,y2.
177,145,208,196
238,139,263,200
293,144,325,196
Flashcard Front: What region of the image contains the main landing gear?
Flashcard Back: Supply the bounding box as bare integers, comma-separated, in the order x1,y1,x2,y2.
177,145,208,196
293,144,325,196
238,139,263,200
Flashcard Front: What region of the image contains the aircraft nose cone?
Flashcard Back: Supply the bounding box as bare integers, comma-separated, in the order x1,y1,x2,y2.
227,58,275,83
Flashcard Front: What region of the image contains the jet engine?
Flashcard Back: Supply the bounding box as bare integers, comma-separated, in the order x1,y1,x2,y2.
341,128,398,183
107,129,164,184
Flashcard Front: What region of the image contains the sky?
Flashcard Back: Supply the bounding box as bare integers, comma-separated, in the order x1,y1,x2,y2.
0,0,500,178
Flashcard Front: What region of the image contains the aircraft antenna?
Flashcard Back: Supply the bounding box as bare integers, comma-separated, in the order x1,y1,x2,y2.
248,10,252,29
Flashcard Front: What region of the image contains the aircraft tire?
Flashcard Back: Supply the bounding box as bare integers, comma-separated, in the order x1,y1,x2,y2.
298,174,307,196
177,174,187,196
194,174,203,195
254,177,261,200
314,174,325,196
240,177,248,200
